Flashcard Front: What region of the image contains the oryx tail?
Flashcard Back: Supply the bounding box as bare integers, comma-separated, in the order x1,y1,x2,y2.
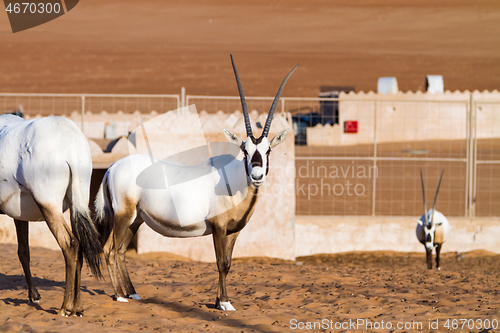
94,174,114,247
68,164,103,279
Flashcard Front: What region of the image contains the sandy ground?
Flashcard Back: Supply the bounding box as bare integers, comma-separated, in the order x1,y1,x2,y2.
1,244,500,332
0,0,499,97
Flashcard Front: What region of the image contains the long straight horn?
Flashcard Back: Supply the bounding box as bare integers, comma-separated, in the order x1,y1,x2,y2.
431,169,444,225
261,63,300,138
230,54,253,138
420,169,429,227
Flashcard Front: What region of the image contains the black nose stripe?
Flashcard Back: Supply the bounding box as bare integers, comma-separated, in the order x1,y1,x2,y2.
250,150,263,168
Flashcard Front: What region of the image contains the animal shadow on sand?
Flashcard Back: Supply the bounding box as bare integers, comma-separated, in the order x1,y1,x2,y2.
0,273,106,314
141,297,267,333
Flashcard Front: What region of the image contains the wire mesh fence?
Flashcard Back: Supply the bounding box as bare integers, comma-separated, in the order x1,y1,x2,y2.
1,92,499,217
474,100,500,217
0,93,82,117
290,96,472,217
184,93,500,217
81,94,180,138
0,93,180,139
83,94,180,115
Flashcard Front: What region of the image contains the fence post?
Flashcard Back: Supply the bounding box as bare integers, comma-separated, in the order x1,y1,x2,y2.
81,94,85,133
372,100,377,216
181,87,186,109
468,93,477,218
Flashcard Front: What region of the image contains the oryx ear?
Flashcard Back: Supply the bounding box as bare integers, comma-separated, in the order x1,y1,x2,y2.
270,128,290,149
415,218,423,226
223,129,243,146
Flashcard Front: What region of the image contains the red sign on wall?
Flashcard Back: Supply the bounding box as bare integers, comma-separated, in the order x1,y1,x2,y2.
344,120,358,133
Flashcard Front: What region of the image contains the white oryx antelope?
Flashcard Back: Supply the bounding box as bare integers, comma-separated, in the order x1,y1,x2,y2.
415,170,450,270
0,115,103,316
94,55,299,311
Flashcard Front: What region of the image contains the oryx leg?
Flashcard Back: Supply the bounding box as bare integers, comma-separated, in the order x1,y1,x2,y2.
14,219,41,303
103,229,127,302
104,204,139,302
212,226,240,311
38,204,81,316
435,243,442,270
426,248,433,270
115,215,143,300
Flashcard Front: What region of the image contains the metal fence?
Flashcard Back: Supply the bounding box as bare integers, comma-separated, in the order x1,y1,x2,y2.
186,95,281,115
1,92,499,218
0,93,181,138
472,100,500,217
186,93,500,218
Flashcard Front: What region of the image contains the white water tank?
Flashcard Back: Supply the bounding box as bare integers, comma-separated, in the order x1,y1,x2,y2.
425,75,444,94
377,77,398,94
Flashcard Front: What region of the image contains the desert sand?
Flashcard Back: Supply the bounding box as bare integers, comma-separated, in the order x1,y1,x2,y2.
1,244,499,332
1,0,500,332
0,0,499,96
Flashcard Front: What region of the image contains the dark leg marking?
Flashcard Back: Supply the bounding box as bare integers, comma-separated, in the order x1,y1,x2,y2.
14,219,41,303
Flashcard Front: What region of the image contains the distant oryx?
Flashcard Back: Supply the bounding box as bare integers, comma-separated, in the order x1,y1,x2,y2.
416,170,450,270
0,115,102,316
94,55,299,311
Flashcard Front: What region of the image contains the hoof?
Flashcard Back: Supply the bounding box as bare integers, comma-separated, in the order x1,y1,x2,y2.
28,294,41,304
217,301,236,311
437,267,441,270
116,296,129,303
58,309,72,317
128,293,141,300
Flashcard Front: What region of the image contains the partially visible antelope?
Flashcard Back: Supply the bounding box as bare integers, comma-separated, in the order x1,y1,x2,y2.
94,55,299,311
0,115,103,316
415,170,451,270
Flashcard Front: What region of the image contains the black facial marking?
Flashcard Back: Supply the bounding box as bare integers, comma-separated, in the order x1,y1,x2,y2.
250,136,265,145
241,144,250,176
265,148,271,175
251,150,263,168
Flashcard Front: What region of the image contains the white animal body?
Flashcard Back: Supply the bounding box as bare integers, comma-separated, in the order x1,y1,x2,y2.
415,170,450,269
0,115,102,316
94,54,298,311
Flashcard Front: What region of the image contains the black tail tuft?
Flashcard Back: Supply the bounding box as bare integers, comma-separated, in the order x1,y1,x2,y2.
94,178,114,248
94,205,113,249
73,210,104,280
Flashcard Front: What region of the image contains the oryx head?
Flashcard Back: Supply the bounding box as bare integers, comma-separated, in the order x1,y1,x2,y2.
418,169,444,250
224,54,299,187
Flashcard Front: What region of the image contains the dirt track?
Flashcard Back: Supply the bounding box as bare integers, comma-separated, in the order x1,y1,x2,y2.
1,244,500,332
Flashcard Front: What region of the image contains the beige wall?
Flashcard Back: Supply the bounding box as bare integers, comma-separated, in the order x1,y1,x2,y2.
3,214,500,261
295,216,500,256
307,90,500,146
134,109,296,261
0,212,70,251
